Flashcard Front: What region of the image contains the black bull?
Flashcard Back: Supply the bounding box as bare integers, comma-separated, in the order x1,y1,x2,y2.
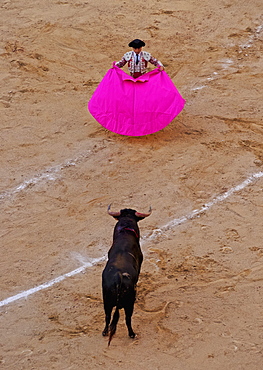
102,207,151,345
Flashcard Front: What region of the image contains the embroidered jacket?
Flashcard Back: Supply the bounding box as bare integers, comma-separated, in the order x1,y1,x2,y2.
115,51,163,76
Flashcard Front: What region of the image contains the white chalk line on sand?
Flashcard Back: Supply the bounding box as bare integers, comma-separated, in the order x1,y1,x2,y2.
146,171,263,239
0,256,106,308
0,150,93,201
0,170,263,309
191,23,263,92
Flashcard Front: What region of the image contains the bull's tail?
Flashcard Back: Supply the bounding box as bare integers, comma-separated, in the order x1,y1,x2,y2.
108,272,122,346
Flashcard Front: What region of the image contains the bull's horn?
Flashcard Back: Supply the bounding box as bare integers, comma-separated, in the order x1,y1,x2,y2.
135,206,152,218
107,204,121,217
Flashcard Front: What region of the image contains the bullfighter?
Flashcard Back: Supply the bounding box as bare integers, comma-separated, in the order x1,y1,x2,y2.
115,39,164,78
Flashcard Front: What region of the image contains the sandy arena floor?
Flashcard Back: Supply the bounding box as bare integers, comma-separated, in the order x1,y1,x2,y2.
0,0,263,369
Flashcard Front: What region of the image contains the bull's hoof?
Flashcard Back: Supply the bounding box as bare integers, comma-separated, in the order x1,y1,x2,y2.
129,332,136,339
102,329,108,337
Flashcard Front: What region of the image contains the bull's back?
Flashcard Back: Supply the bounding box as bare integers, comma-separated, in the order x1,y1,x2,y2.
106,251,141,278
108,238,143,268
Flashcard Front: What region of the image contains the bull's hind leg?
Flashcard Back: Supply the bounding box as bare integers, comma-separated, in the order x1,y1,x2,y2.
108,307,119,345
124,303,136,338
102,304,113,336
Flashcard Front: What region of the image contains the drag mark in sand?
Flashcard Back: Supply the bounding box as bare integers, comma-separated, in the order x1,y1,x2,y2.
0,171,263,309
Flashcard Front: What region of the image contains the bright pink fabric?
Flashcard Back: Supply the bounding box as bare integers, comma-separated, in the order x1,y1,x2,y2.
88,65,185,136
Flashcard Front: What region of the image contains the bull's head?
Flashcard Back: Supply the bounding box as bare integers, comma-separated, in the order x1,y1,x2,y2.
107,204,152,220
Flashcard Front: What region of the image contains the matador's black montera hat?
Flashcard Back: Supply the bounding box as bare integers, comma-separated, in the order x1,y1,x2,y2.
128,39,145,48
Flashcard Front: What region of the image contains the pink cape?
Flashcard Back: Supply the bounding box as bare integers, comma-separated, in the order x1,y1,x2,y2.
88,65,185,136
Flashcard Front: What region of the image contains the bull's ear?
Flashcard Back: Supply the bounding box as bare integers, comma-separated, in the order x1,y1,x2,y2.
135,207,152,221
107,205,121,219
135,214,146,221
136,216,145,221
